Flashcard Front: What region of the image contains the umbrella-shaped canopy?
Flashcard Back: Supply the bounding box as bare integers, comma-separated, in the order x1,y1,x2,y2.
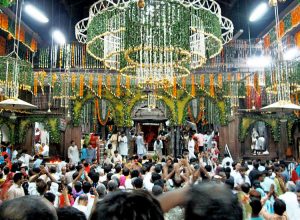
0,98,37,110
261,100,300,112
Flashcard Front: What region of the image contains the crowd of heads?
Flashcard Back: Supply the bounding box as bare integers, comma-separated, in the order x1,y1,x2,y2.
0,138,300,220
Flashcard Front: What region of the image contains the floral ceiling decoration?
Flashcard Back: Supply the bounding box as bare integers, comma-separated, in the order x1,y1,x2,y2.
75,0,233,87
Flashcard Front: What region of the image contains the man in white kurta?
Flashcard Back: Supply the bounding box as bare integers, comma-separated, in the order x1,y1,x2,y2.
118,132,128,159
187,135,196,160
136,132,146,158
68,141,80,165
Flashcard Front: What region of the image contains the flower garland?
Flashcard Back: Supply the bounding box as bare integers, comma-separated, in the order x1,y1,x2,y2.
33,73,38,96
172,76,177,98
106,75,111,91
0,13,37,52
200,74,205,89
71,73,76,90
95,99,110,126
296,31,300,48
116,74,121,97
89,74,94,89
79,74,84,97
254,73,260,95
182,76,186,89
126,75,130,90
217,73,222,88
264,4,300,46
98,75,102,97
227,73,232,81
191,74,196,97
188,105,203,123
209,74,215,97
0,0,15,7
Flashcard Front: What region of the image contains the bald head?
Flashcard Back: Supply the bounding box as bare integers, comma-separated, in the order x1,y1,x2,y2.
0,196,57,220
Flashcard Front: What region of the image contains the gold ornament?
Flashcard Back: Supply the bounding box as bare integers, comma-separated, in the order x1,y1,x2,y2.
137,0,145,9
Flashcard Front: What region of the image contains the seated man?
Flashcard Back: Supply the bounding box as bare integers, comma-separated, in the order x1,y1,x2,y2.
0,195,57,220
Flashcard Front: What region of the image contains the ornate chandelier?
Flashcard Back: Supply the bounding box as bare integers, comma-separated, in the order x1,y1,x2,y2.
75,0,233,87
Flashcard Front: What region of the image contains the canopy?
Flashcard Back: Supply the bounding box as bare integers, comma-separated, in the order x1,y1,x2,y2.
260,101,300,112
0,98,37,110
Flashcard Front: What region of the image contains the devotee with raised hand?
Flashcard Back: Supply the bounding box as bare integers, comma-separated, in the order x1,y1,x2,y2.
68,140,80,165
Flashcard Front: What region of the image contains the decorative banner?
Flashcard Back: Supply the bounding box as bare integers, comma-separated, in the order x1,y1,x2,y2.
0,13,37,52
264,4,300,44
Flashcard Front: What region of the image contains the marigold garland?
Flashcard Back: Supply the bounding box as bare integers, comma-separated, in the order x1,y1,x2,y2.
191,75,196,97
182,76,186,89
71,73,76,90
296,31,300,48
52,74,57,87
98,75,102,97
227,73,231,81
278,20,285,38
126,75,130,90
107,75,111,90
264,34,271,49
200,74,205,89
217,73,222,88
188,105,203,123
89,74,94,89
79,74,84,97
59,47,63,68
95,99,110,126
173,76,177,98
237,73,241,81
254,73,260,95
33,73,38,96
116,74,121,97
291,5,300,26
209,74,215,97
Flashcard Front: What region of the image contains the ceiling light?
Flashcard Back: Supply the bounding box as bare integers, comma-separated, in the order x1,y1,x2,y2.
24,4,49,23
247,55,272,68
249,3,268,22
52,30,66,45
283,47,300,61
